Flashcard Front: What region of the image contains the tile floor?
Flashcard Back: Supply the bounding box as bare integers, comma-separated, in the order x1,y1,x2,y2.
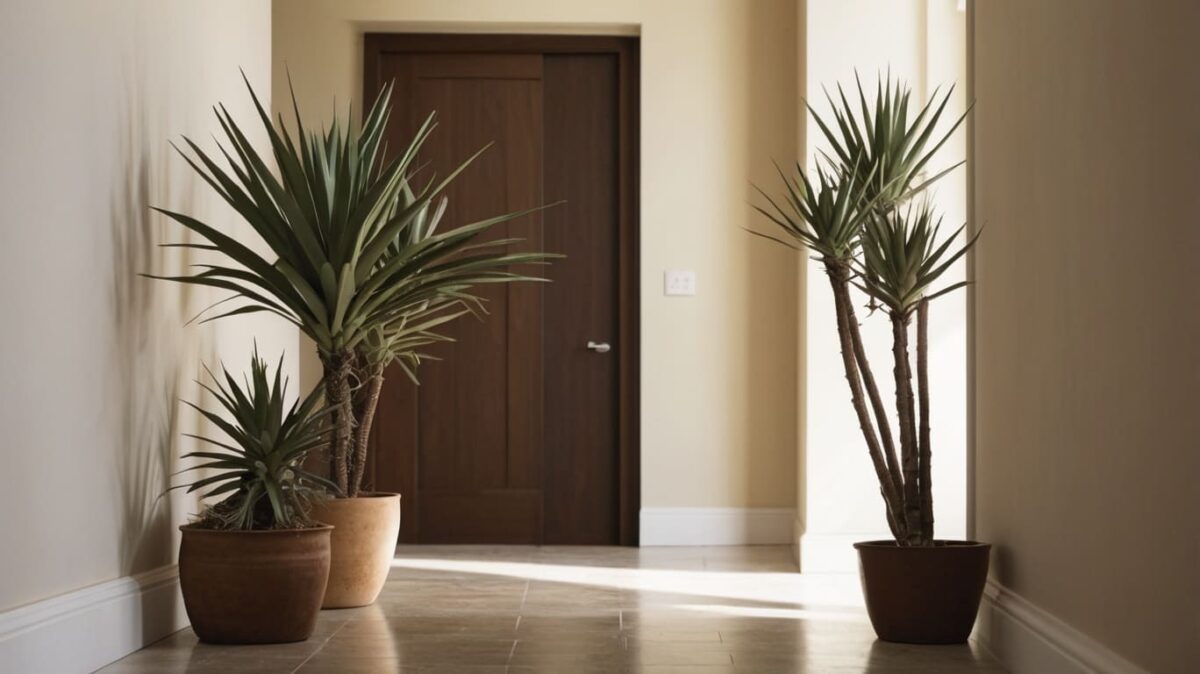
97,545,1003,673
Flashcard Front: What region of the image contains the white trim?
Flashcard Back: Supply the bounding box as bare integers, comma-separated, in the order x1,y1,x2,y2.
798,532,890,573
791,517,804,565
352,20,642,37
639,508,796,546
0,565,187,674
975,579,1147,674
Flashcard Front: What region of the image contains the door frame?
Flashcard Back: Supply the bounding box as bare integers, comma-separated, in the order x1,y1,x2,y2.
363,33,641,545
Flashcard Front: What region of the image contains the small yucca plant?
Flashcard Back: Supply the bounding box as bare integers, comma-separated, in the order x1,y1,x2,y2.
175,349,333,530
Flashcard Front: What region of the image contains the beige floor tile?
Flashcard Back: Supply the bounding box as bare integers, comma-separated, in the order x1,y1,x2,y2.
504,662,619,666
298,663,506,674
511,635,625,656
506,650,633,668
638,662,739,666
92,655,207,674
516,614,621,633
629,649,735,666
624,628,723,643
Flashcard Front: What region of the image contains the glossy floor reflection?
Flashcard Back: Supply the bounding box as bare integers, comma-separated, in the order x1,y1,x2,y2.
97,545,1004,673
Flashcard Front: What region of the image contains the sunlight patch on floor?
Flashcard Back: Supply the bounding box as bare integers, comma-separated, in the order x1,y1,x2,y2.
389,556,865,610
673,602,870,623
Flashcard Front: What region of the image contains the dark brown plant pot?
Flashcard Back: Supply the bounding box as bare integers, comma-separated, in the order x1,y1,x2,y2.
855,540,991,644
308,492,401,609
178,524,332,644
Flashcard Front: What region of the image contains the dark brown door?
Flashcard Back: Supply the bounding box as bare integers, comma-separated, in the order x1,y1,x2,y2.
364,35,639,545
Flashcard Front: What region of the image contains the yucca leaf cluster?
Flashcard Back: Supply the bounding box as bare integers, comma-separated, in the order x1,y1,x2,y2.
152,75,547,358
153,74,555,498
754,74,977,546
176,349,334,530
857,201,975,315
811,73,966,213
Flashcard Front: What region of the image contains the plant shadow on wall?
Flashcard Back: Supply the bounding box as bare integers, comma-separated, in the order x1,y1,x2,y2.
751,74,988,645
109,81,203,578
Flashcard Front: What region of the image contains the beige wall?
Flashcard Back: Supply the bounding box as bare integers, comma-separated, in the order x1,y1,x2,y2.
0,0,293,611
272,0,800,510
972,1,1200,671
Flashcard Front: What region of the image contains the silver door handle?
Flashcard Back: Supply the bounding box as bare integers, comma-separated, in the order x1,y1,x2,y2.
587,341,612,353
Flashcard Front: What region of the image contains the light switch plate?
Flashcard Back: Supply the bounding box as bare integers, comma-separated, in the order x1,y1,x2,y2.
664,270,696,296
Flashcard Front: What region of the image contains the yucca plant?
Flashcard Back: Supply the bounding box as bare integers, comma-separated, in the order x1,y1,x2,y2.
175,349,333,530
151,75,552,497
754,75,974,546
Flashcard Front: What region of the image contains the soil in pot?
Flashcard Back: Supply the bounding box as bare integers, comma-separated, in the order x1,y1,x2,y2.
309,492,401,609
178,524,332,644
855,540,991,644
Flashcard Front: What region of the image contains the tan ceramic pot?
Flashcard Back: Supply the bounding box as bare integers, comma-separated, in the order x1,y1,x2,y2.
309,492,400,608
178,524,332,644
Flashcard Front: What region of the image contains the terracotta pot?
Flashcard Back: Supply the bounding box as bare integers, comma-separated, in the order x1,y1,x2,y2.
855,540,991,644
309,492,401,608
178,524,332,644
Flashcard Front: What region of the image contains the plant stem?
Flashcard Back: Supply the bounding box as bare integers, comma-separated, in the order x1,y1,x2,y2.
349,363,385,498
842,276,905,501
344,353,366,493
320,349,355,496
891,311,922,546
917,299,934,544
825,258,906,540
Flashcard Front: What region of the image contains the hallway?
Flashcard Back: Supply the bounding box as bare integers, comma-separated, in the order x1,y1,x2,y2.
98,546,1001,672
2,1,1196,672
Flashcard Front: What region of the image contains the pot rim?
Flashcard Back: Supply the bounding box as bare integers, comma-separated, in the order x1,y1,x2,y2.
326,491,401,500
179,523,334,535
853,539,991,549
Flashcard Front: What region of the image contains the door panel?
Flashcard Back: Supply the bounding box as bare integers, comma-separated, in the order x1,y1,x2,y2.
365,40,631,545
543,54,620,544
378,53,545,544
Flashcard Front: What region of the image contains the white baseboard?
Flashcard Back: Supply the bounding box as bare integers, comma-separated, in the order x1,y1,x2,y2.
798,532,891,573
639,507,796,546
976,579,1147,674
0,565,187,674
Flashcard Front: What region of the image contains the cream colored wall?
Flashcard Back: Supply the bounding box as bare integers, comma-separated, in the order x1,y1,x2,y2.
0,0,294,611
972,1,1200,671
272,0,800,510
801,1,968,568
793,0,808,554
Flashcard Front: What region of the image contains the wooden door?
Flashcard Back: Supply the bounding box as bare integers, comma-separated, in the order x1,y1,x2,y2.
364,35,639,545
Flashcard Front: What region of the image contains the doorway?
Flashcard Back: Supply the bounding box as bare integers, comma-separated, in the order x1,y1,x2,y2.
362,34,640,545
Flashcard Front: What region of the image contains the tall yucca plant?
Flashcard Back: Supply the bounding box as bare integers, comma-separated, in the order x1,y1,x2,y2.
152,74,552,497
755,75,974,546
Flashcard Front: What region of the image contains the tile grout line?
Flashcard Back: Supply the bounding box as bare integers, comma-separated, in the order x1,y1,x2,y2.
289,618,350,674
508,581,527,667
